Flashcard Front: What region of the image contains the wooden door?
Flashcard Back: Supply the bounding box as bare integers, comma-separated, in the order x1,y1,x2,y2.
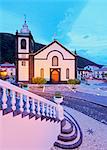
51,70,59,83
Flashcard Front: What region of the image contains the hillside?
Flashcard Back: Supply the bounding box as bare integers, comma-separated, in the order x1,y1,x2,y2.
0,33,102,68
0,33,16,64
76,55,102,68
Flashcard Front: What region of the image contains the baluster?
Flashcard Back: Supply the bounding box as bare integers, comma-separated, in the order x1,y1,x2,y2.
44,103,46,115
0,88,2,109
52,106,55,117
46,104,48,117
35,101,38,113
51,106,54,117
49,105,53,118
42,102,45,116
26,96,30,113
37,101,40,115
49,105,51,117
32,99,35,114
53,106,56,118
12,91,16,111
46,105,50,117
2,87,7,109
39,102,42,114
20,93,24,112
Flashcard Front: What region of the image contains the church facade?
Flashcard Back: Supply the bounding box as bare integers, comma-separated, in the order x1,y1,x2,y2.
16,21,77,83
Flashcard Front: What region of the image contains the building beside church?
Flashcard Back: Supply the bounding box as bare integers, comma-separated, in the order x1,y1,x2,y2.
0,62,16,80
16,21,76,83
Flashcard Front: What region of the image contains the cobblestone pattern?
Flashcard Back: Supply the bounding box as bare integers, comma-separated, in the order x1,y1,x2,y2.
29,87,107,125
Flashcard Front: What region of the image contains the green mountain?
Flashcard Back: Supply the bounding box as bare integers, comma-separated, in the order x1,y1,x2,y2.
0,33,16,64
76,55,102,68
0,33,102,68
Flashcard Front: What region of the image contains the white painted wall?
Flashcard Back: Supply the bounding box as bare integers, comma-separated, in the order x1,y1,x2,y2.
84,65,100,79
18,60,29,81
0,113,60,150
34,42,75,81
35,42,75,59
84,65,99,71
18,54,29,59
6,68,16,76
94,70,107,79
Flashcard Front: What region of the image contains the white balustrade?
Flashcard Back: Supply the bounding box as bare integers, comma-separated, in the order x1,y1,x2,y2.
0,79,64,121
12,91,16,111
26,96,30,113
37,101,41,115
20,94,24,112
48,105,51,117
53,107,56,118
50,106,53,118
32,98,35,114
57,105,64,120
42,102,45,116
2,88,7,109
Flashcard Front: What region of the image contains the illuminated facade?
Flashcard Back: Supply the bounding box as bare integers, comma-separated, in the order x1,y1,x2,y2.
16,21,76,83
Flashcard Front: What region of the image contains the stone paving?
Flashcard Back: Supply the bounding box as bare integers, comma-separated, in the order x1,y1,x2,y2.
29,83,107,150
44,84,107,106
64,106,107,150
29,84,107,125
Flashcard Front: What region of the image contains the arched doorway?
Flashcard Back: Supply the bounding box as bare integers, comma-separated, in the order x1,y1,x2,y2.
50,69,60,83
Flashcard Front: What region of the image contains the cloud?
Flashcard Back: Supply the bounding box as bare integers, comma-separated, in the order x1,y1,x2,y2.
83,35,89,39
56,0,107,64
56,0,87,41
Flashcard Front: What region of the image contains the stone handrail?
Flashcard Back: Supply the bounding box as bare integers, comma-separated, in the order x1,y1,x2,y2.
0,79,63,120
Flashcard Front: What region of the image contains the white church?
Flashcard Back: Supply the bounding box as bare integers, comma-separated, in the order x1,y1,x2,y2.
16,21,77,83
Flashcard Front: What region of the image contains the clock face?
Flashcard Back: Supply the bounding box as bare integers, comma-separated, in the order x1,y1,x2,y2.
21,39,26,49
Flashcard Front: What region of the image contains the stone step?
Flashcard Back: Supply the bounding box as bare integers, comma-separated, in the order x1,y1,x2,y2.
62,120,71,130
54,132,81,149
29,112,35,119
58,121,77,142
53,146,79,150
61,120,73,134
3,108,13,115
54,110,83,149
22,111,29,118
13,110,21,117
58,120,77,142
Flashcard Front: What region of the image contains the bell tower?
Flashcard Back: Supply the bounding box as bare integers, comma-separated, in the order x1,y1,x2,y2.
16,19,34,83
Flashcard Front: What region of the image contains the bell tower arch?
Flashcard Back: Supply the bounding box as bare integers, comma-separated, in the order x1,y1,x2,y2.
16,19,34,83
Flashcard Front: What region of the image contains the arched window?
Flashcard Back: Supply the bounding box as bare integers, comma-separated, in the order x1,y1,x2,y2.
40,68,44,78
21,39,26,49
52,56,58,66
66,68,69,79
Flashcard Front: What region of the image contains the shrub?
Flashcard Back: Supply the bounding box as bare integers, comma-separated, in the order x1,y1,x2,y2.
105,73,107,77
55,91,62,98
31,77,47,84
23,84,28,88
67,79,81,85
32,77,35,84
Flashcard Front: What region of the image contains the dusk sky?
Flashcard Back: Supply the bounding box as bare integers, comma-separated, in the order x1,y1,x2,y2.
0,0,107,65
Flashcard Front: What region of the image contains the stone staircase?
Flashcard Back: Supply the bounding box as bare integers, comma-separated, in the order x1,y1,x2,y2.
0,79,83,150
29,87,83,149
51,111,83,150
